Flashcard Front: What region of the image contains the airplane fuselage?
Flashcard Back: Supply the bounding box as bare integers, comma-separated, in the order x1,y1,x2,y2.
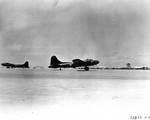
49,62,72,68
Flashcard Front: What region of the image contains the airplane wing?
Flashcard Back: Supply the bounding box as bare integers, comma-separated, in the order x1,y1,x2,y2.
72,59,99,68
72,59,85,68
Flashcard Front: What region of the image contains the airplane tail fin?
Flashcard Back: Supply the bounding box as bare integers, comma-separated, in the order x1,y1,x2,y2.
24,61,29,68
50,56,62,66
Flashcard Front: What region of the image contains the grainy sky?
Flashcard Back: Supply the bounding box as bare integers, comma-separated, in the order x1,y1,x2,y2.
0,0,150,67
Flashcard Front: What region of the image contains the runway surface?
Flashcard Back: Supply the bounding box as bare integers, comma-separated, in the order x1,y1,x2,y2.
0,69,150,120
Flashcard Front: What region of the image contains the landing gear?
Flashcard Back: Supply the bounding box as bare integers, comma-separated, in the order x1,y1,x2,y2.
59,68,61,70
84,66,89,71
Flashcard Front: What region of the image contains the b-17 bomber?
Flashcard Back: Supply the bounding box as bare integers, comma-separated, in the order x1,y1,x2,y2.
1,61,29,69
48,56,99,71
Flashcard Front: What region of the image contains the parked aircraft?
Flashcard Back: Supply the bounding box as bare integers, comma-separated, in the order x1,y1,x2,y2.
48,56,99,71
1,61,29,68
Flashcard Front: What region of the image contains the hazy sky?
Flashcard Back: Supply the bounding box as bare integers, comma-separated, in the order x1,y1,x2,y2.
0,0,150,67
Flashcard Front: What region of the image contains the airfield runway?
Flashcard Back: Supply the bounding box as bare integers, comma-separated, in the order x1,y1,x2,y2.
0,69,150,120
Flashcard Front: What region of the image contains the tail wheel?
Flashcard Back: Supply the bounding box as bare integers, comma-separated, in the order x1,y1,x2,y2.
84,66,89,71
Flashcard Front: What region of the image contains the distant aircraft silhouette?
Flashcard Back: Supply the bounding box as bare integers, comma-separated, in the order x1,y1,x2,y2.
48,56,99,71
1,61,29,68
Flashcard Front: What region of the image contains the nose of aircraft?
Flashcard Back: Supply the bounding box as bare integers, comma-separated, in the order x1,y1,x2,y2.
94,60,99,65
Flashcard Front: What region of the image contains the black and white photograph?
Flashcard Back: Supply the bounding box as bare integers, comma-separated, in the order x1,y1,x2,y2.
0,0,150,120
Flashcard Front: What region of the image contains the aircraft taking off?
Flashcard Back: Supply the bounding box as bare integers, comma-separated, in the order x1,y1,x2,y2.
1,61,29,68
48,56,99,71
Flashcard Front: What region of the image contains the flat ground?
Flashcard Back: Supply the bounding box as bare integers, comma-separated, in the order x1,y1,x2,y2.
0,69,150,120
